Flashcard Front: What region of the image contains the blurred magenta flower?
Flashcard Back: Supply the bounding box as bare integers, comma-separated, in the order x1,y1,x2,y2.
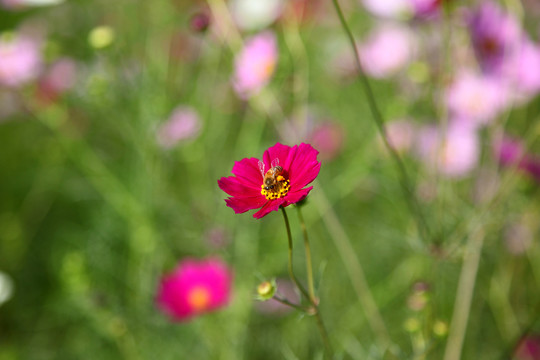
218,143,321,219
0,33,42,88
232,31,278,99
156,106,202,148
156,258,232,322
410,0,441,19
514,335,540,360
494,136,540,182
445,71,508,126
416,120,479,178
468,1,522,73
359,24,417,78
307,122,344,161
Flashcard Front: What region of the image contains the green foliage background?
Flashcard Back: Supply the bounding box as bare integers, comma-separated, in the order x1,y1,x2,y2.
1,0,540,359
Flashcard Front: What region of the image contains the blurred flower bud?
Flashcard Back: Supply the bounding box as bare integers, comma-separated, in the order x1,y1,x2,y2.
190,12,211,33
433,320,448,337
255,279,276,301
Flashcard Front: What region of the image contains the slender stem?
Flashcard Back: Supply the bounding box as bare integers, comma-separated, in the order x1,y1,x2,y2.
281,207,333,358
297,205,317,304
330,0,431,244
273,295,309,312
443,228,485,360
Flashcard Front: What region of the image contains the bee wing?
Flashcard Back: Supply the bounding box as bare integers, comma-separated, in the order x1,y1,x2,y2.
258,160,265,177
271,158,280,168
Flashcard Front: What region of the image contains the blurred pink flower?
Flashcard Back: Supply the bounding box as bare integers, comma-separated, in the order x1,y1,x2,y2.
468,1,522,73
383,119,415,153
0,33,42,87
156,106,202,148
37,58,77,104
514,335,540,360
359,24,417,79
307,122,344,161
416,121,479,178
445,71,508,126
501,40,540,100
232,31,278,99
410,0,441,19
156,258,232,322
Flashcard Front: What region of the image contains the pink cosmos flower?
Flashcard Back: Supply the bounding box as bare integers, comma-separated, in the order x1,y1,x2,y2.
358,24,417,79
0,33,42,88
307,122,344,161
494,136,540,183
232,31,278,99
156,106,202,148
156,258,232,322
416,120,479,178
468,1,522,73
445,71,508,127
500,39,540,100
218,143,321,219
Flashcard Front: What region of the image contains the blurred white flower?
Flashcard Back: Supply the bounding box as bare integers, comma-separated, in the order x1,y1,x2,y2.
229,0,284,31
361,0,412,19
0,271,14,306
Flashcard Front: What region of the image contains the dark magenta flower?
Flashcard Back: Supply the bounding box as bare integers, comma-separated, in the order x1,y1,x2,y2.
156,258,232,322
218,143,321,219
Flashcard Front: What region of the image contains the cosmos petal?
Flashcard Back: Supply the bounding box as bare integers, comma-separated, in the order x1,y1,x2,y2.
288,143,321,190
253,198,286,219
231,157,264,187
263,143,296,172
283,187,313,206
218,176,261,198
225,195,267,214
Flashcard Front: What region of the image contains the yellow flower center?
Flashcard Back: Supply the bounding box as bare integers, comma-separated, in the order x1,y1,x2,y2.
261,175,290,200
187,286,211,312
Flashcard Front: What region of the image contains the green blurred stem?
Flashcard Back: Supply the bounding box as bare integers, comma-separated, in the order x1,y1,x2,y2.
281,207,332,358
273,295,308,312
330,0,431,244
296,205,316,304
443,228,485,360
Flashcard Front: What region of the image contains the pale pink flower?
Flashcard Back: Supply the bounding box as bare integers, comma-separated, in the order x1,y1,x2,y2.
37,58,77,103
0,34,42,87
307,122,344,161
383,119,415,153
232,31,278,99
416,120,479,178
501,39,540,100
445,71,508,127
156,258,232,322
359,24,417,79
156,106,202,148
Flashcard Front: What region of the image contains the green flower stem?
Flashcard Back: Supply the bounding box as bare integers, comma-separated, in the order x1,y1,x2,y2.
330,0,431,244
296,205,317,304
443,228,485,360
281,207,333,358
273,295,309,312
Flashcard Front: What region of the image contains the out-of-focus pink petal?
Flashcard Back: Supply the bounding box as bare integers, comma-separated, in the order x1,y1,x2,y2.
225,195,267,214
253,198,286,218
218,176,261,198
288,143,321,190
262,142,295,172
231,157,264,187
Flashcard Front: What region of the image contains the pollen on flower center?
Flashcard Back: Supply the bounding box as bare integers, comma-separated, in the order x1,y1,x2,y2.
187,286,211,312
260,175,291,200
